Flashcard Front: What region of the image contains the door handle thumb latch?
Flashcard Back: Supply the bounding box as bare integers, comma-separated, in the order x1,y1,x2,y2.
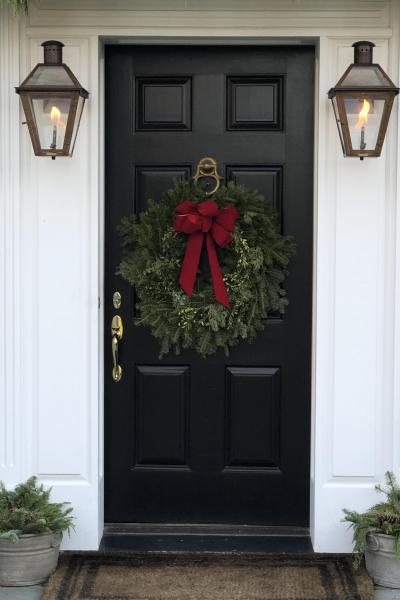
111,315,123,382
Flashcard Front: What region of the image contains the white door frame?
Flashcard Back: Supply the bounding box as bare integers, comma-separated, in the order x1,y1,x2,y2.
1,0,399,552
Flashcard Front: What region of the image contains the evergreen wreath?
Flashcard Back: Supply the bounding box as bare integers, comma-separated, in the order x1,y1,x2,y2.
118,179,295,358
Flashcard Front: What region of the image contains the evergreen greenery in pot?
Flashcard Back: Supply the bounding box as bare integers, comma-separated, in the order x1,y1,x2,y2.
343,471,400,588
0,476,74,586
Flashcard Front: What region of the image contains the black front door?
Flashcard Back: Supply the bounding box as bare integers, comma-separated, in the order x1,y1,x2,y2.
105,45,314,526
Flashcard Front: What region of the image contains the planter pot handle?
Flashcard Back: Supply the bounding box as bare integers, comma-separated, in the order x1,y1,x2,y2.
51,532,62,548
367,534,380,551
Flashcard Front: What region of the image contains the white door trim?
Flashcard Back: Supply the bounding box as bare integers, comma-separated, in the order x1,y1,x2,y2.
1,0,398,552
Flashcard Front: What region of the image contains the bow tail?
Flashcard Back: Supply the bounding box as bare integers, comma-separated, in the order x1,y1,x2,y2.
206,233,230,309
178,230,204,298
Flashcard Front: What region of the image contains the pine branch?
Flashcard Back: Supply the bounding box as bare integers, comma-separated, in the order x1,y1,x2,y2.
0,476,74,540
343,471,400,568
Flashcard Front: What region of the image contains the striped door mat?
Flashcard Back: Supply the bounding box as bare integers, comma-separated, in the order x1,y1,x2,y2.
42,553,374,600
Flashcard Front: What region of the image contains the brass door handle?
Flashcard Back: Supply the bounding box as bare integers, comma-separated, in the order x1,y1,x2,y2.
111,315,123,382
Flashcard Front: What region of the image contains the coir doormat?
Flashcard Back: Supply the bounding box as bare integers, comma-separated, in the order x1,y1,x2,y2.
42,553,374,600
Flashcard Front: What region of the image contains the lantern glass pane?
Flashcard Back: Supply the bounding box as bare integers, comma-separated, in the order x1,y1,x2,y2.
31,96,72,151
25,65,75,86
340,65,390,87
343,96,385,152
70,96,85,156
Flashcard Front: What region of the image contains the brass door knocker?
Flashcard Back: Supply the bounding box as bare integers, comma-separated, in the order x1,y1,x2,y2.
192,156,223,196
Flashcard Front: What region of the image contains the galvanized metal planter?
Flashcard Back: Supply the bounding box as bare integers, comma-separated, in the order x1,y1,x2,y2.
0,531,62,586
365,533,400,589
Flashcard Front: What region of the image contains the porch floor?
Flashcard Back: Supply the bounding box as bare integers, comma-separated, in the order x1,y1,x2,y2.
0,582,398,599
0,586,43,599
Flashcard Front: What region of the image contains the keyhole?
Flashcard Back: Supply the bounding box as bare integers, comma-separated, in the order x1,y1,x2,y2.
198,176,214,194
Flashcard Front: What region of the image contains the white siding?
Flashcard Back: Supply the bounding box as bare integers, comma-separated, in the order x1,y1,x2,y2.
0,0,399,551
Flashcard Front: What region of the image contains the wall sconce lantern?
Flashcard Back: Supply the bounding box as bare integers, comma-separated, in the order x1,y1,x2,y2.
328,41,399,159
16,41,89,159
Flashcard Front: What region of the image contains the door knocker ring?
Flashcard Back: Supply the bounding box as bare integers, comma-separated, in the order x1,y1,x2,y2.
192,156,223,196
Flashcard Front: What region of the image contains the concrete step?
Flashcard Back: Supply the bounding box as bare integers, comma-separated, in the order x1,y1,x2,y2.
375,586,400,600
0,586,43,600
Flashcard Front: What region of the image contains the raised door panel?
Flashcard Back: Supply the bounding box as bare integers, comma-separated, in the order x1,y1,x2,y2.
134,165,191,212
134,366,190,468
226,76,283,130
225,367,281,470
225,165,282,223
136,76,192,131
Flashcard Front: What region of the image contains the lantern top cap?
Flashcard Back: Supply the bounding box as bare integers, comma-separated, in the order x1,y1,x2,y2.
352,40,375,48
328,40,399,98
42,40,64,65
15,38,89,98
41,40,65,47
352,40,375,65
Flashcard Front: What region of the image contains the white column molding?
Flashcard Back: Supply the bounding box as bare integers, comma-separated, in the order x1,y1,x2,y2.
391,0,400,479
17,34,102,550
312,33,399,552
0,5,22,485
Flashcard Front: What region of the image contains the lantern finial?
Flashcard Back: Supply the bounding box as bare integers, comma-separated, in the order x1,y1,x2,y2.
42,40,64,65
352,41,375,65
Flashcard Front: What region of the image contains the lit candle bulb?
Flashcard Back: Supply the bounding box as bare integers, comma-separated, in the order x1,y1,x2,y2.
50,105,61,150
356,99,370,151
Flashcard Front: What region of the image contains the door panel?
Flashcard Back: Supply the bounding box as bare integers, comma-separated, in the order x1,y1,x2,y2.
134,366,190,468
105,45,314,526
225,165,283,224
225,367,280,469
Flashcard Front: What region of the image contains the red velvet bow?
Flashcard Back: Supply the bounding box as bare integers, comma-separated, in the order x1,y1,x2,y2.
174,199,240,309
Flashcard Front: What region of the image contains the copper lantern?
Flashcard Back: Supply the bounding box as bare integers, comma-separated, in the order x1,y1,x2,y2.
328,41,399,159
16,40,89,159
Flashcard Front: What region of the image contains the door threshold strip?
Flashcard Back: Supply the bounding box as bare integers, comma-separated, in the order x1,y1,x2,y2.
101,524,313,554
